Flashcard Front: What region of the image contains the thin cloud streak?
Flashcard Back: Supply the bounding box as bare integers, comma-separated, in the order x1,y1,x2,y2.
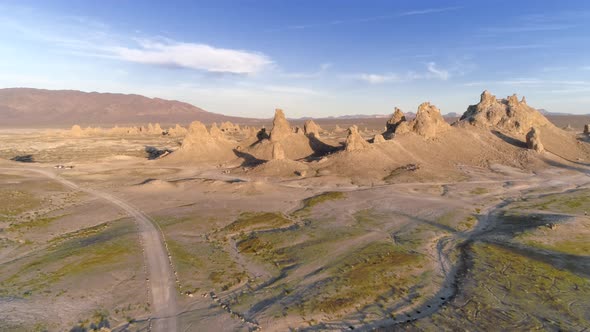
352,62,451,84
269,6,462,31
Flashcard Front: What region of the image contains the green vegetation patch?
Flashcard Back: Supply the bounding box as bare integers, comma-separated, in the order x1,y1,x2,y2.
0,189,40,217
0,220,138,295
225,212,292,233
294,191,346,216
309,241,424,315
427,242,590,330
523,236,590,256
516,189,590,214
470,187,489,195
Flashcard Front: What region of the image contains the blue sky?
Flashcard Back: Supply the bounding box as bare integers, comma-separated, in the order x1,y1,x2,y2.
1,0,589,117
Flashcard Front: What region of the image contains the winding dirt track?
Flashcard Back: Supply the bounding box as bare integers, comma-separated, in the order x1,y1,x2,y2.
0,167,178,332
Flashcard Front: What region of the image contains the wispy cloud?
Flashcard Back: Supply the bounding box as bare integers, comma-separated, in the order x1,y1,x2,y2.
355,73,401,84
269,6,462,31
353,62,451,84
399,6,463,16
0,8,273,75
107,39,272,74
426,62,449,80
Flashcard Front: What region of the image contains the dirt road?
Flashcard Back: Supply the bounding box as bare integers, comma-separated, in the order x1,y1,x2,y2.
0,167,178,332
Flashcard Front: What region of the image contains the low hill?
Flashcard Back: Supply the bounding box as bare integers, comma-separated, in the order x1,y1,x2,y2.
0,88,258,127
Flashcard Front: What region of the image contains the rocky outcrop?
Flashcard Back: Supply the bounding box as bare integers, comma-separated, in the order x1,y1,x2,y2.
294,126,305,135
152,123,163,135
526,127,544,152
209,123,225,139
395,102,450,139
304,119,322,138
333,125,346,133
373,134,386,144
345,125,370,151
386,107,406,132
70,125,84,137
584,124,590,135
458,90,551,133
167,124,188,137
272,142,286,160
270,109,292,142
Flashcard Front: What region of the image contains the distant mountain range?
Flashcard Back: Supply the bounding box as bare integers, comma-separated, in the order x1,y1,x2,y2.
1,88,586,128
0,88,258,127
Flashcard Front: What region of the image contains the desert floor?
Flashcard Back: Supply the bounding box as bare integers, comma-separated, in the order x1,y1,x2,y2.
0,128,589,331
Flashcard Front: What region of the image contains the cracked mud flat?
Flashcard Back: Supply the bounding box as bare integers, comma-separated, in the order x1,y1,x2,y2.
0,129,589,331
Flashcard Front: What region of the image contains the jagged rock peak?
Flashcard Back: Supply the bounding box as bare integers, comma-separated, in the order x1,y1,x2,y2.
270,108,292,142
304,119,322,138
458,90,551,133
386,107,406,132
345,125,370,151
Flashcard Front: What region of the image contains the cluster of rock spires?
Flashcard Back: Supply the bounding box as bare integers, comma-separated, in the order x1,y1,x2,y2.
458,90,551,133
68,123,182,137
66,90,588,168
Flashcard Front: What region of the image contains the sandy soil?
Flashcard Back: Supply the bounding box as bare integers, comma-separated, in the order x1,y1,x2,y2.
0,124,589,331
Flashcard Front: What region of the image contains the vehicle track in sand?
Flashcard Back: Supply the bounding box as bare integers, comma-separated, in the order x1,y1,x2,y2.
0,167,178,332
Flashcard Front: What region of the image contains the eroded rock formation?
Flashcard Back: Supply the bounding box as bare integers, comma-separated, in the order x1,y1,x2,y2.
270,109,292,142
304,119,322,138
526,127,544,152
458,90,551,133
345,125,370,151
395,102,450,139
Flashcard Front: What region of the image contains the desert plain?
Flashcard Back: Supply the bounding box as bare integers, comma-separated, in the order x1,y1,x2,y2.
1,89,589,332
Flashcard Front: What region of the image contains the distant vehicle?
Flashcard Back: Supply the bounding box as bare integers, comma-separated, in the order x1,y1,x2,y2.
54,165,74,169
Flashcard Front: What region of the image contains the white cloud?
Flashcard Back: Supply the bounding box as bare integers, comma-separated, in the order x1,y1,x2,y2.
427,62,450,80
106,39,272,74
356,73,400,84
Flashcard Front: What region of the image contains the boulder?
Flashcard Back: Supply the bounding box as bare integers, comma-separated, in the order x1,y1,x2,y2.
526,127,544,152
